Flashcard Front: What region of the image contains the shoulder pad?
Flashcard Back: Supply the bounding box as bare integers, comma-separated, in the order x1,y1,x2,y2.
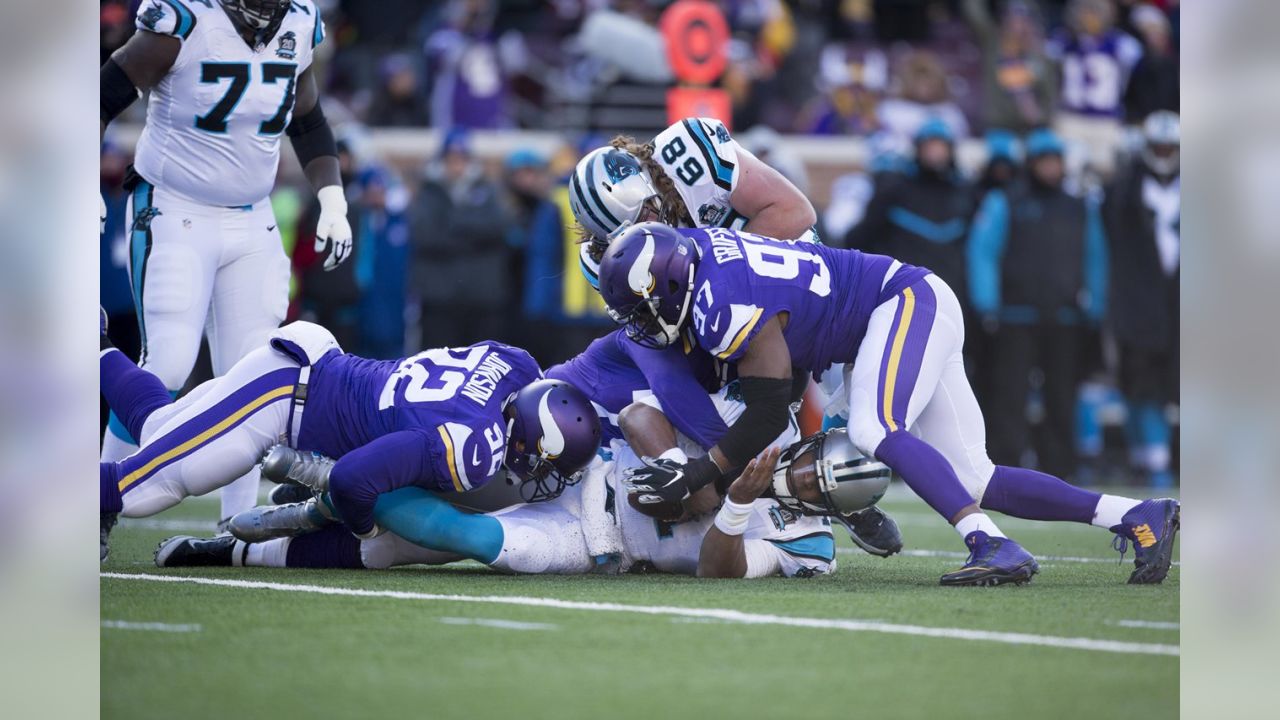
286,0,327,49
136,0,199,42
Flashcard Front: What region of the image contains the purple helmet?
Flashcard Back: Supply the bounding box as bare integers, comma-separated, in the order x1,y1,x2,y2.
505,379,601,502
597,223,698,348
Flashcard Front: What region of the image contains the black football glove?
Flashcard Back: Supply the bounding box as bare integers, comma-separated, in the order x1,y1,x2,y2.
624,458,692,507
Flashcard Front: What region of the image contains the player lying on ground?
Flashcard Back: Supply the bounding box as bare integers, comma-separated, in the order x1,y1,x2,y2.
101,0,353,523
99,317,601,561
156,423,890,579
597,223,1180,586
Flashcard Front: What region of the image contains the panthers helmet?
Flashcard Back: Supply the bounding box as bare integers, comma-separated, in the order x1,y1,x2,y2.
1142,110,1180,177
597,223,698,348
570,147,660,244
771,429,893,516
220,0,292,46
505,379,602,502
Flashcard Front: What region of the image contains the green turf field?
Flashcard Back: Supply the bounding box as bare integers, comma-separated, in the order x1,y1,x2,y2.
101,487,1178,720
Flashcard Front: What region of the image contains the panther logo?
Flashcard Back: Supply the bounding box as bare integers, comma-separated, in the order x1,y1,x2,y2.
140,2,165,31
133,207,162,233
602,150,642,184
276,31,298,60
768,506,799,532
714,124,731,143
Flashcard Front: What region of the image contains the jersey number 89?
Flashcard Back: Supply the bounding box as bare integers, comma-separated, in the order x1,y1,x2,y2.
659,137,705,187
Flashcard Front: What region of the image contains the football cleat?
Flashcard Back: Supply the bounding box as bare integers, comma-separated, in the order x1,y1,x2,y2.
227,499,332,543
1111,498,1180,584
269,482,314,506
260,445,334,492
155,535,238,568
940,532,1039,587
836,506,904,557
100,512,118,563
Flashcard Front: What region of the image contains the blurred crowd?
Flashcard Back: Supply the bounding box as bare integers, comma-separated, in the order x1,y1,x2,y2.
100,0,1180,487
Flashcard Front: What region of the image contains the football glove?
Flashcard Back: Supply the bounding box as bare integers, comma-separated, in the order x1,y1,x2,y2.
315,185,353,271
624,458,692,507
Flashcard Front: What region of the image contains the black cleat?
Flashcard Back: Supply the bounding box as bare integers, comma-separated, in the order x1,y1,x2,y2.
837,506,904,557
101,512,118,563
269,482,314,506
154,535,239,568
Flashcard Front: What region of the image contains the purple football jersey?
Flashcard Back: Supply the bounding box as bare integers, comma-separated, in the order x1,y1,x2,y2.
683,228,927,376
547,329,730,450
1048,30,1143,118
298,342,540,493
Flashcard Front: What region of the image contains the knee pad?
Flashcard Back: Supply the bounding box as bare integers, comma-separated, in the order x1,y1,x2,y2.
359,534,397,570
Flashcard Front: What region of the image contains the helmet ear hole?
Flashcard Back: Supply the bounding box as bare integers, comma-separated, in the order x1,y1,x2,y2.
668,280,681,295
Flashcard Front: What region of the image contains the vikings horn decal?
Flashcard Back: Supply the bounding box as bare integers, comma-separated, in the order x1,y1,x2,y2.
536,388,565,459
628,232,657,297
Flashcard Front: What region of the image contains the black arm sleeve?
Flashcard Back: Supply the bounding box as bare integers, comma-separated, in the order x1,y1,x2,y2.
101,59,139,125
286,102,337,167
718,376,793,469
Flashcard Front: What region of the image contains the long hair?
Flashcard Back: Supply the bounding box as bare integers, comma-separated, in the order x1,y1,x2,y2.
573,136,692,259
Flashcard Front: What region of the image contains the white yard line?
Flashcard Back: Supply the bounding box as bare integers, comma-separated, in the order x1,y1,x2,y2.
438,617,558,631
840,547,1181,567
1109,620,1180,630
102,573,1178,657
101,620,202,633
120,519,218,532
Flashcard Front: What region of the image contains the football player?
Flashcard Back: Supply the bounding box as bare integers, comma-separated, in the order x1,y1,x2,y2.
99,318,600,561
596,223,1180,586
99,0,352,524
155,424,890,580
569,116,818,289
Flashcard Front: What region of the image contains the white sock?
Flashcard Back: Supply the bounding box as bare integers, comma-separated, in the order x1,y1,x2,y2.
1092,495,1142,529
220,467,263,522
244,538,292,568
954,513,1006,539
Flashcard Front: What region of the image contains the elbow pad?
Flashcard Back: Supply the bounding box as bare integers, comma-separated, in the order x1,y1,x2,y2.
287,102,337,167
717,376,793,469
101,59,139,125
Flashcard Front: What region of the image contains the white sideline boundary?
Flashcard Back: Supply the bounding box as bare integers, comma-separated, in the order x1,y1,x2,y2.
103,573,1178,657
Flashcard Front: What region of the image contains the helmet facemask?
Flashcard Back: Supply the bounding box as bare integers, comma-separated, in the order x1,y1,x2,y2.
770,431,892,517
221,0,291,47
615,262,695,349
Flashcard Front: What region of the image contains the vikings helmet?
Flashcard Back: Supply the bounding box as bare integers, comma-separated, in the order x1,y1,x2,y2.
771,429,893,516
505,379,601,502
1142,110,1180,177
570,147,661,286
597,223,698,348
220,0,292,47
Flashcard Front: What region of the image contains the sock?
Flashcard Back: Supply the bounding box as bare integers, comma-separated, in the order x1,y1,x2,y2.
101,463,123,515
245,538,292,568
100,348,174,442
874,430,975,522
285,525,365,568
955,512,1006,539
1092,494,1142,529
982,465,1101,524
220,467,263,524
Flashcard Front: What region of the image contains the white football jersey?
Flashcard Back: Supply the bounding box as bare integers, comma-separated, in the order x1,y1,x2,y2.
132,0,324,207
651,117,747,231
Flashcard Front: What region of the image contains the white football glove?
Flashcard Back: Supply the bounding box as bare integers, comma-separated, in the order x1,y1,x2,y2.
314,185,353,271
100,192,107,234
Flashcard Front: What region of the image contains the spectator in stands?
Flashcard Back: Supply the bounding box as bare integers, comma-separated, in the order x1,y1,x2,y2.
797,45,886,136
1047,0,1144,176
1104,111,1179,487
352,167,412,359
1122,4,1179,127
408,129,511,349
962,0,1057,135
424,0,523,129
366,53,429,128
100,140,138,358
877,51,970,143
846,119,977,307
977,129,1022,199
968,129,1107,481
499,148,564,363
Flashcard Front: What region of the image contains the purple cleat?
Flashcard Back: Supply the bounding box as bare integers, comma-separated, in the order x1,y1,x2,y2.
1111,498,1180,584
940,532,1039,587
